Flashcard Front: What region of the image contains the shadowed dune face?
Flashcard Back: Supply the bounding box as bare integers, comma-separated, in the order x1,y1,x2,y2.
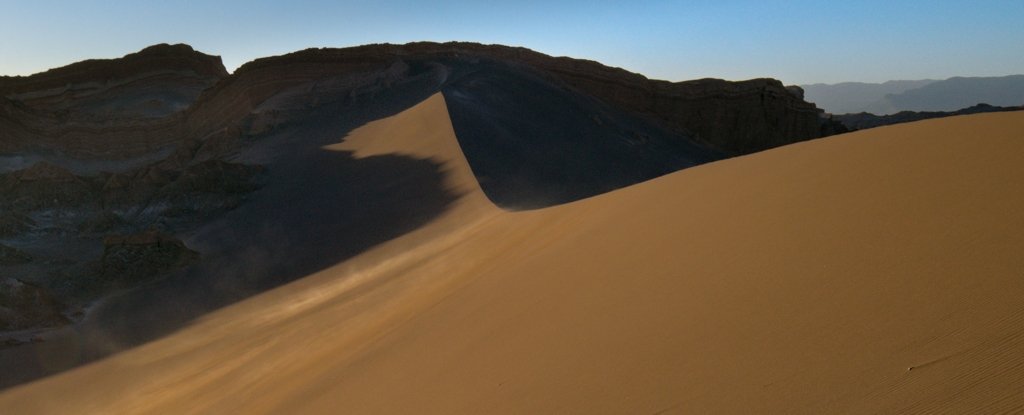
1,107,1022,413
0,92,464,389
442,59,719,208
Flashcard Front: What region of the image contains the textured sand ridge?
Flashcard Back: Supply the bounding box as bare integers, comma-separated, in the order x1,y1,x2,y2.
2,96,1023,413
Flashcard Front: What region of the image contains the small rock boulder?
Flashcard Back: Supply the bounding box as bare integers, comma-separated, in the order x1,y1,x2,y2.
0,278,66,331
0,162,96,211
0,212,34,237
98,231,199,286
0,243,32,265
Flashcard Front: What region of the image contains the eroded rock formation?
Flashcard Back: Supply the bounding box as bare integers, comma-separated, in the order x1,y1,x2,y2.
95,231,199,287
0,44,227,159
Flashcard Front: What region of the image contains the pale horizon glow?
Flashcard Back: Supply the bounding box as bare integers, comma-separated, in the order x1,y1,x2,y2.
0,0,1021,85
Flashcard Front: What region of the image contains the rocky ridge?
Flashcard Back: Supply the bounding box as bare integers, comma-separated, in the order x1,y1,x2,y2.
191,42,824,156
4,42,831,165
0,44,227,159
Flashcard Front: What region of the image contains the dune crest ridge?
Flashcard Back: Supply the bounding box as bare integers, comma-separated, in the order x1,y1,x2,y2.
2,103,1024,413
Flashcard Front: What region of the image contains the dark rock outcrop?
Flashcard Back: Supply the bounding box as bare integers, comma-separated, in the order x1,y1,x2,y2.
0,149,261,222
0,44,227,96
0,244,32,265
0,278,66,332
95,231,199,288
97,156,262,218
0,212,35,237
0,44,227,159
616,77,819,155
77,211,127,234
0,162,96,210
818,114,850,136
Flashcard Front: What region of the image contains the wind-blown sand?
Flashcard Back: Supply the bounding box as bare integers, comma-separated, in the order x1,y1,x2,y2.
2,95,1023,413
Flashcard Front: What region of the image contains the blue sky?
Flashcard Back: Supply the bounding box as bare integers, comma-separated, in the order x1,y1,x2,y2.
1,0,1021,84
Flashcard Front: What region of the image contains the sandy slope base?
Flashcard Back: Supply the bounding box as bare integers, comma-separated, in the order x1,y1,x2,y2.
3,96,1024,414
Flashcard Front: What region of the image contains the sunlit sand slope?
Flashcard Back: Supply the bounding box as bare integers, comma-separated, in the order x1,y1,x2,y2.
3,103,1023,413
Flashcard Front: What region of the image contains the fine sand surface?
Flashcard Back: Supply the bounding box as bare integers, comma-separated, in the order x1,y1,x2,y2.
2,96,1024,413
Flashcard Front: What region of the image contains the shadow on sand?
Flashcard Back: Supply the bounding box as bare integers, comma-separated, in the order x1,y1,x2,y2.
1,89,461,390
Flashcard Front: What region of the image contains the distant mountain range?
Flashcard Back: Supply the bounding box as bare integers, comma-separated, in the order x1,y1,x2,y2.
803,75,1024,115
832,103,1024,131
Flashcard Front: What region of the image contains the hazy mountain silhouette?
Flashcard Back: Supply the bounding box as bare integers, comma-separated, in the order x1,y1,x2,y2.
833,103,1023,131
802,80,935,114
885,75,1024,112
804,75,1024,115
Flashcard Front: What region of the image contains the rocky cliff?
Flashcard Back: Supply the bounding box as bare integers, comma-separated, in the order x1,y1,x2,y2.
3,41,826,163
0,44,227,159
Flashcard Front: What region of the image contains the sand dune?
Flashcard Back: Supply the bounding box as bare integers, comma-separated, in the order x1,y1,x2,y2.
2,97,1023,413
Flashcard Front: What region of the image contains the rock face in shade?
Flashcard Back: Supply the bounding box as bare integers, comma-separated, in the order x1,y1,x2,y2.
0,44,227,159
0,162,95,210
0,44,227,97
0,244,32,266
2,41,826,166
509,56,822,155
94,232,200,288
